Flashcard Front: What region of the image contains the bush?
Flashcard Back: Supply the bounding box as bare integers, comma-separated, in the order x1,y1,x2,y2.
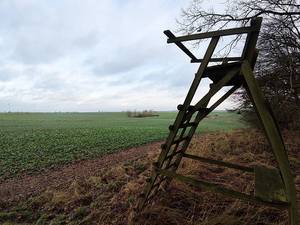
126,110,159,118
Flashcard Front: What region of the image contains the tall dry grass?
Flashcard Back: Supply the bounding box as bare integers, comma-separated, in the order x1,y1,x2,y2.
132,129,300,225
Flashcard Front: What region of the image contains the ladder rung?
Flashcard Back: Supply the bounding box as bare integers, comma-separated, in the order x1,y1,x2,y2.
158,175,168,184
179,122,198,128
168,125,175,130
152,181,161,189
177,104,184,111
186,107,210,116
166,150,183,160
147,185,160,201
191,57,242,63
169,121,198,131
187,105,209,113
173,136,189,145
169,121,199,131
187,105,195,111
152,176,167,189
198,107,210,113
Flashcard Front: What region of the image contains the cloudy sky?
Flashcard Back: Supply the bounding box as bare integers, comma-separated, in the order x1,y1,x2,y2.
0,0,237,112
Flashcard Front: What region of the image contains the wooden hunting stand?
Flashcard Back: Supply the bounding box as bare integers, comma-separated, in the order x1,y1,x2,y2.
136,18,299,224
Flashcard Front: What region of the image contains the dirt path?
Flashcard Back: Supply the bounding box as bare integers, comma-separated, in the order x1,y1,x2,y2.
0,141,161,204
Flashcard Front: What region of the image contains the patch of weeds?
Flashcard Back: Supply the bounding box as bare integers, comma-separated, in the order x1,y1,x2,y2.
0,210,38,223
107,180,125,192
127,195,135,205
87,176,103,188
123,160,133,167
51,191,70,206
69,180,90,197
35,213,53,225
28,192,52,210
70,206,90,221
49,214,67,225
133,162,147,174
0,211,18,221
204,215,241,225
79,211,101,225
66,194,93,211
77,195,93,206
105,166,126,179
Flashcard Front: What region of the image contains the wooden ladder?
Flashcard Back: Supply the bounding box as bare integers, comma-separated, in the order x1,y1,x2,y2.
136,17,299,225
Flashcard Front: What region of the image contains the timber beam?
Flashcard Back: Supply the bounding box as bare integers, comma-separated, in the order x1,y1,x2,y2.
157,168,289,209
166,26,259,43
182,153,254,173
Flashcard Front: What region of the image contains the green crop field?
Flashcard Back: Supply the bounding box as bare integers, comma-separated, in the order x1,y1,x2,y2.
0,111,247,178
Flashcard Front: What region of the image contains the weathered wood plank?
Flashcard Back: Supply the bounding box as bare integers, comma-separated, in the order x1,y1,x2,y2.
241,17,262,63
164,30,198,61
255,166,287,202
157,169,289,209
182,153,254,172
191,57,242,63
167,26,257,43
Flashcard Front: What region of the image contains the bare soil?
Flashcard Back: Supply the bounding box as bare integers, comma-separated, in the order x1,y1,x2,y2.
0,141,161,204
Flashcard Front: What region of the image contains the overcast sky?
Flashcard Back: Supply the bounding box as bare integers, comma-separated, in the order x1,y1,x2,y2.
0,0,237,112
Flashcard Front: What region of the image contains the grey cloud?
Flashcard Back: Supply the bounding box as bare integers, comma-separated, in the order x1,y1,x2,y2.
32,76,65,91
87,38,158,77
91,58,141,76
72,32,100,49
0,69,16,81
0,0,232,112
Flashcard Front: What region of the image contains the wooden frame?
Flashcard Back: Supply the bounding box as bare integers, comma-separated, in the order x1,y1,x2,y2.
136,17,299,225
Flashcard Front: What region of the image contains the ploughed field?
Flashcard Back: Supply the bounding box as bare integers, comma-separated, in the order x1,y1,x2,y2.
0,111,246,178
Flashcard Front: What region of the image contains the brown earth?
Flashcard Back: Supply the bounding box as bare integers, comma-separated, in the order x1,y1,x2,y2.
0,141,162,204
0,129,299,225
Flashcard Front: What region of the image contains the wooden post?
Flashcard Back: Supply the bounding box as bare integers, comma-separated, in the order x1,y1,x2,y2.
241,60,299,225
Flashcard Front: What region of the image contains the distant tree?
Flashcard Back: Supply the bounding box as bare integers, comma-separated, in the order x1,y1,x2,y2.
178,0,300,129
126,110,159,118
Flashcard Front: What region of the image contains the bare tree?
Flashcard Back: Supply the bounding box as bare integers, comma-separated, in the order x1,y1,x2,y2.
178,0,300,129
179,0,300,34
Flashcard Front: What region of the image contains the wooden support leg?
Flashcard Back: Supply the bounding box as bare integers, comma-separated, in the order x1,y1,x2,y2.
241,60,299,225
